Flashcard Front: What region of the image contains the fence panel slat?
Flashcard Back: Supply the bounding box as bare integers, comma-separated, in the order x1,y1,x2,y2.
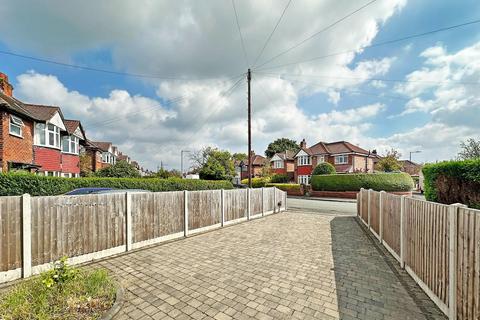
251,189,263,215
0,196,22,271
263,188,274,212
188,190,221,230
224,189,247,221
361,189,368,222
370,191,380,235
382,193,401,257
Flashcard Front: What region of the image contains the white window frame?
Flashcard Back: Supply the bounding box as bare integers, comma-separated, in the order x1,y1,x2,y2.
102,152,116,164
9,115,24,137
273,160,284,169
62,135,79,154
298,175,310,185
317,155,325,163
44,171,61,177
335,154,349,164
34,122,61,149
297,155,311,166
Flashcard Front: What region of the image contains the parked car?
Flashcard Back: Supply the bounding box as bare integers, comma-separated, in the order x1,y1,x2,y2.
64,187,113,195
95,189,151,194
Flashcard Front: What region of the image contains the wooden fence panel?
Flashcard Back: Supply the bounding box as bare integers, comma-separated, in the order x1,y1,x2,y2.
263,188,274,212
382,193,401,256
0,196,22,272
30,194,126,266
457,207,480,320
224,189,247,221
360,189,368,222
404,198,449,306
275,188,285,210
370,191,380,235
188,190,221,230
251,189,263,215
132,191,184,243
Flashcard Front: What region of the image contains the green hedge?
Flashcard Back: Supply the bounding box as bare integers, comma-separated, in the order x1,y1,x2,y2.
0,173,234,196
266,183,301,192
311,173,414,192
312,162,336,175
270,174,289,183
422,159,480,208
240,177,270,188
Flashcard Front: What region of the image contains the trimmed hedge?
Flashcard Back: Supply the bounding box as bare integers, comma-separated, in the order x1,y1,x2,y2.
311,173,414,192
0,173,234,196
312,162,336,175
422,159,480,208
270,174,289,183
240,177,270,188
266,183,301,192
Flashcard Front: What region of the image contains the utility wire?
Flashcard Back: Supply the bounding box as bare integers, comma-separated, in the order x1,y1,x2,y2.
254,0,377,69
232,0,250,67
0,49,243,81
256,18,480,71
251,0,293,67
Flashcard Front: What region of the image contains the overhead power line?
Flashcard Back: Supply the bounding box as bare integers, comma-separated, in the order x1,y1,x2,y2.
256,18,480,71
251,0,294,67
254,0,377,69
232,0,250,67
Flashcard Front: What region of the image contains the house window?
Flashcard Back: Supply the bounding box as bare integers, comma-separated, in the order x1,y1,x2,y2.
297,155,311,166
102,152,116,164
298,175,310,185
62,135,79,154
35,123,61,148
335,154,348,164
44,171,60,177
273,160,283,169
317,155,325,163
9,115,24,137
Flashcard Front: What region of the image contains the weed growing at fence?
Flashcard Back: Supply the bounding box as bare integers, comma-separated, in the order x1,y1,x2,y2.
311,173,413,192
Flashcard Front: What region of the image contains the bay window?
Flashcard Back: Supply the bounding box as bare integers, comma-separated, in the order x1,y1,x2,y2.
62,135,79,154
335,154,348,164
9,115,24,137
35,123,61,148
297,155,311,166
298,175,310,185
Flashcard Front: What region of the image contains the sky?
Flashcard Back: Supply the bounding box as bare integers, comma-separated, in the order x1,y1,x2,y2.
0,0,479,171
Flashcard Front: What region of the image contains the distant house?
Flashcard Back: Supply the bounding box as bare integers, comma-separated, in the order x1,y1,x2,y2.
92,141,117,167
399,160,422,176
293,139,376,184
270,150,295,182
239,151,267,180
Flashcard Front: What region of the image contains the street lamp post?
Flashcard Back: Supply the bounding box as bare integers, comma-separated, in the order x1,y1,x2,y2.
181,150,191,178
409,150,421,162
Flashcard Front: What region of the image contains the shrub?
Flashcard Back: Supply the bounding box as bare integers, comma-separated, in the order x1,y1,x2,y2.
95,160,141,178
312,162,336,175
266,183,301,192
311,173,413,192
241,177,270,188
0,173,233,196
422,159,480,208
270,174,289,183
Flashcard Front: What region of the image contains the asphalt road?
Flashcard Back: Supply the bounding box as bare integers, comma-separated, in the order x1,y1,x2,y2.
287,197,357,216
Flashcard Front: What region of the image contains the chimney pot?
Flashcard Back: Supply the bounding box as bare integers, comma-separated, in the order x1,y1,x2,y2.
300,139,307,149
0,72,13,97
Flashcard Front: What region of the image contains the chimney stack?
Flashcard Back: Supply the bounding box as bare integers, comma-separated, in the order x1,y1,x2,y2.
299,139,307,149
0,72,13,97
250,150,255,157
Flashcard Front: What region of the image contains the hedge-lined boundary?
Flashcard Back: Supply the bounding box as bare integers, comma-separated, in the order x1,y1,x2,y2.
422,159,480,208
240,177,270,188
266,183,301,192
0,173,234,196
311,173,414,192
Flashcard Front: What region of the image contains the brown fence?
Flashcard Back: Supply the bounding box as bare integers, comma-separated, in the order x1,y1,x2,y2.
358,188,480,320
0,187,286,284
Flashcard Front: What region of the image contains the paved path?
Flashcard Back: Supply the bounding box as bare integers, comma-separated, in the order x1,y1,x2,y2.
90,201,445,320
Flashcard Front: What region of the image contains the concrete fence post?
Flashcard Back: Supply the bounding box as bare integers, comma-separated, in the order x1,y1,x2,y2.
367,189,372,227
400,195,406,269
21,194,32,278
247,188,251,220
379,191,386,242
184,190,189,236
273,187,276,213
284,191,287,212
261,187,265,216
221,189,225,227
448,203,465,320
359,188,364,218
125,192,132,251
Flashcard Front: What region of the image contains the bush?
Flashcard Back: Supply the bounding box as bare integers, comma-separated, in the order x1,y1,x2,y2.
422,159,480,208
312,162,336,175
311,173,414,192
95,160,141,178
266,183,301,192
0,173,234,196
241,177,270,188
270,174,289,183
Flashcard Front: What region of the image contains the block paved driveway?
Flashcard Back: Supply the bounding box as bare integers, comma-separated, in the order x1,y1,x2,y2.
91,199,446,320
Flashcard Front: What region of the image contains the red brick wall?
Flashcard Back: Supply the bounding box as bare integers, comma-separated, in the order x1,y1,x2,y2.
272,167,287,175
297,165,312,175
61,153,80,174
0,112,34,172
34,146,62,172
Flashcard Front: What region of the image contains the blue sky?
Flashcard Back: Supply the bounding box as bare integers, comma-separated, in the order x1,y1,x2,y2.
0,0,479,169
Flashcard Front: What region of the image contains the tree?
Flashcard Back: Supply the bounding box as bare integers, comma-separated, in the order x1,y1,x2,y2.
232,152,247,162
377,148,402,172
312,162,336,175
264,138,299,158
79,152,93,177
197,148,235,180
458,138,480,160
95,160,141,178
153,168,182,179
259,161,273,178
190,147,215,173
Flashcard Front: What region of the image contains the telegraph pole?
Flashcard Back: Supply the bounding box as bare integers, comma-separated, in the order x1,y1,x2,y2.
247,69,252,188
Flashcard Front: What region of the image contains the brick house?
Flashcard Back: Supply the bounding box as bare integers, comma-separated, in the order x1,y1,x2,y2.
91,141,117,168
399,160,422,177
294,139,375,184
61,120,85,177
270,150,295,181
239,151,267,180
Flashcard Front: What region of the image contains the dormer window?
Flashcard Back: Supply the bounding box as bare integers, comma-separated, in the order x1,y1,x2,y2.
34,123,61,148
297,155,311,166
9,115,24,137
